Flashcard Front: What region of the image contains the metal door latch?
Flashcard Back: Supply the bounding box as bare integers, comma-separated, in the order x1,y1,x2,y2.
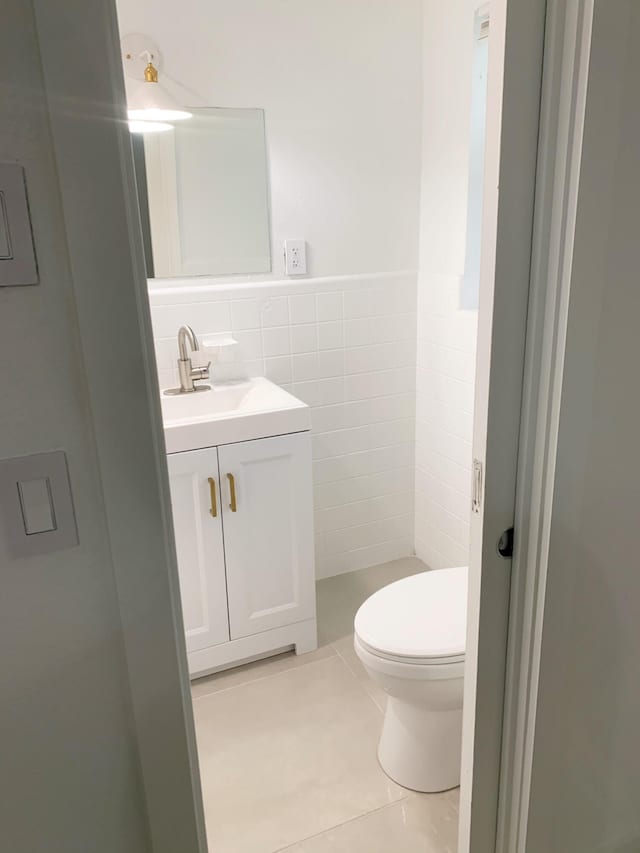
471,458,483,514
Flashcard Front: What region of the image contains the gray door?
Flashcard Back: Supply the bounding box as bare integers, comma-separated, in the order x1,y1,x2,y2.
525,3,640,850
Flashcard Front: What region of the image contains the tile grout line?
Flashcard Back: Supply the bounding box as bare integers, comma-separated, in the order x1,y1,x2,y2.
313,415,415,440
316,541,419,574
190,648,339,702
414,491,473,529
314,488,415,513
318,510,415,546
330,639,386,714
272,794,411,852
312,463,417,490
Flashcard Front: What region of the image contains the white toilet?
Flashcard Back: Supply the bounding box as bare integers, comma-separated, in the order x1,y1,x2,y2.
354,566,467,793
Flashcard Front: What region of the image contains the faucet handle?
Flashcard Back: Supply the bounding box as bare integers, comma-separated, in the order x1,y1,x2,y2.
191,362,211,382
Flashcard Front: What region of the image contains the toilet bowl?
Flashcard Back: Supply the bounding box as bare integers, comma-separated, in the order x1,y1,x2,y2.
354,566,467,793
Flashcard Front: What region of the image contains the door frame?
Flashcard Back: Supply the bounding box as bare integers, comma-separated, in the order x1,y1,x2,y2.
460,0,547,850
27,0,565,851
464,3,604,851
495,2,597,850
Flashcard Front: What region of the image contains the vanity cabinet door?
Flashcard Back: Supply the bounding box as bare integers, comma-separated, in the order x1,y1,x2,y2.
218,432,315,640
167,448,230,652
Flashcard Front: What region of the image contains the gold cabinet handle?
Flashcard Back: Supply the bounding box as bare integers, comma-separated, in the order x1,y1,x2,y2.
207,477,217,518
226,473,237,512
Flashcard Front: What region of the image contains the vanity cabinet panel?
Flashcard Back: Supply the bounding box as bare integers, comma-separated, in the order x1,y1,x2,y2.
167,448,230,652
218,433,315,640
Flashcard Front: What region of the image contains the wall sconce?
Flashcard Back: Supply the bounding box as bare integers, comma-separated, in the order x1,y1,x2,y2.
128,119,172,134
121,33,192,131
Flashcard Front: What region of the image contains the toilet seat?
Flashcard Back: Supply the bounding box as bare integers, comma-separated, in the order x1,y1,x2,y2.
354,567,468,665
354,634,465,681
356,636,464,667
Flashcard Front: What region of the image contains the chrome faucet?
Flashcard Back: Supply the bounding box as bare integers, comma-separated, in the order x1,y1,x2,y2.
165,325,211,395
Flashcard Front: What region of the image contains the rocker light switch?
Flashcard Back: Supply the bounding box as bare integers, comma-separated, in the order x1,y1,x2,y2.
0,193,11,258
0,451,78,557
18,477,56,534
0,163,39,287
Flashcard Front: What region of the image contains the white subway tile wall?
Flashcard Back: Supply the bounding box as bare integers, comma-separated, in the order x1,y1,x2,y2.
414,272,477,569
149,273,418,579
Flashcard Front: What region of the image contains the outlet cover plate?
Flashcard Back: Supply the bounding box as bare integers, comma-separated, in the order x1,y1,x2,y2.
284,239,307,276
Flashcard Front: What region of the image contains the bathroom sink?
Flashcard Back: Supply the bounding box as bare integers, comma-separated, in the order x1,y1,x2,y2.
160,376,310,453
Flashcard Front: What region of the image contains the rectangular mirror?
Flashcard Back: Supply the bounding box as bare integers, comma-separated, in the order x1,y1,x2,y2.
132,107,271,279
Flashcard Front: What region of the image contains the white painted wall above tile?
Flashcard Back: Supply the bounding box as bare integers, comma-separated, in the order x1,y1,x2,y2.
115,0,423,281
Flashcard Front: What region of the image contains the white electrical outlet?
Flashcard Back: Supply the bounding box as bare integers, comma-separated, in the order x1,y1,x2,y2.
284,240,307,276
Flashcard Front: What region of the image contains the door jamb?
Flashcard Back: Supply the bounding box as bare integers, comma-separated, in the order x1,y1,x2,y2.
495,2,595,850
460,0,548,849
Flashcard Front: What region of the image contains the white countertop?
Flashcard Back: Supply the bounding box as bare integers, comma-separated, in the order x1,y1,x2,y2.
161,376,311,454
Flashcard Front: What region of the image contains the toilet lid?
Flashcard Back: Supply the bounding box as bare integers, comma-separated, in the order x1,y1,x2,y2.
354,567,468,662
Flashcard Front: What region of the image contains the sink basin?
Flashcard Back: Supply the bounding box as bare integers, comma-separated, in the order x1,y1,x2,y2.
161,376,310,453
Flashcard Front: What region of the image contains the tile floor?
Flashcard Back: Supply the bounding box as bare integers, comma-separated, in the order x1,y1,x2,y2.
191,557,460,853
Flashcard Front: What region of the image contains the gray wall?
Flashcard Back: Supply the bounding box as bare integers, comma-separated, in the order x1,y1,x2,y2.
0,4,151,851
526,2,640,850
0,3,198,851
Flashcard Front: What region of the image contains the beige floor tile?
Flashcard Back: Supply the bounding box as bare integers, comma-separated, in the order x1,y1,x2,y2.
194,656,404,853
317,557,427,646
191,645,336,700
193,555,425,701
291,790,459,853
331,633,388,713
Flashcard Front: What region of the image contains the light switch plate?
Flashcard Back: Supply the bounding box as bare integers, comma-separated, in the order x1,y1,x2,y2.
0,451,78,558
0,163,38,287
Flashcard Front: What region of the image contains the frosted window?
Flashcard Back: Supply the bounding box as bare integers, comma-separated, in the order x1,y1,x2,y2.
461,15,489,310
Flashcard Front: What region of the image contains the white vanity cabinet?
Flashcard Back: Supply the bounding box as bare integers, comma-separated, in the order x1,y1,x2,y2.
167,447,230,653
167,430,317,678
